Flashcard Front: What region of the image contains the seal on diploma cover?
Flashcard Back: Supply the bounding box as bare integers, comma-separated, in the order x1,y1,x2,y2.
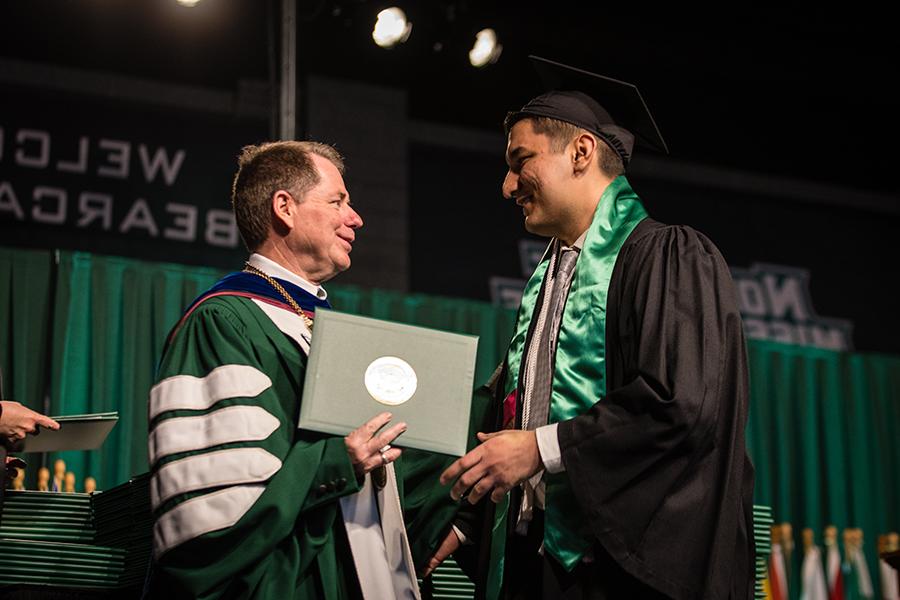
364,356,418,406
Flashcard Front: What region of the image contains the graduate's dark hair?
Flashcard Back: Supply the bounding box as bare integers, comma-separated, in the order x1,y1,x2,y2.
504,113,624,178
231,141,345,252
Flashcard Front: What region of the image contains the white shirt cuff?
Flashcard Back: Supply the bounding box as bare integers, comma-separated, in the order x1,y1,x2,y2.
451,525,471,546
535,423,565,474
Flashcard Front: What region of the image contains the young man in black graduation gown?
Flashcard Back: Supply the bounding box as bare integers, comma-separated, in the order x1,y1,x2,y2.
432,57,756,599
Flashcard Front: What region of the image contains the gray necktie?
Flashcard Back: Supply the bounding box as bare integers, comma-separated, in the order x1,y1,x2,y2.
524,247,578,431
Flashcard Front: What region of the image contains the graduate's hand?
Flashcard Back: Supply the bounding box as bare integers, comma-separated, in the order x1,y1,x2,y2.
420,529,461,578
344,412,406,477
0,401,60,444
440,430,542,504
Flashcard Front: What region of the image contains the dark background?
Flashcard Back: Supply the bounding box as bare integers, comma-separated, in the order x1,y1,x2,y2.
3,1,897,194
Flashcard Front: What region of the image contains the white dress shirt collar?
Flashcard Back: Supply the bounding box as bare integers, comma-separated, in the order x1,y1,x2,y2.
247,253,328,300
567,229,588,252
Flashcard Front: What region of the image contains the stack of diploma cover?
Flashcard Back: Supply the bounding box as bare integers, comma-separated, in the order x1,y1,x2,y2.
0,411,143,591
0,476,153,591
92,473,153,589
753,504,774,600
0,491,126,589
300,310,479,456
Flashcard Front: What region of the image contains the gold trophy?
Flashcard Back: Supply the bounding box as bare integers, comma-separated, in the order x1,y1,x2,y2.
51,458,66,492
37,466,50,491
11,463,25,490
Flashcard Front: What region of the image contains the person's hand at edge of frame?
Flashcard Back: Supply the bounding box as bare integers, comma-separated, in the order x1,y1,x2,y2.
0,400,61,447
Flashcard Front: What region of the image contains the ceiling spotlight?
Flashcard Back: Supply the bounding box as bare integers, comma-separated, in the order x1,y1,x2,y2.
175,0,203,6
469,28,502,67
372,7,412,48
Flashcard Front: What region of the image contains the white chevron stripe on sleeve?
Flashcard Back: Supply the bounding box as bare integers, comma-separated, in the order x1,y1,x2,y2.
149,364,272,420
153,485,265,558
150,447,283,510
149,405,280,465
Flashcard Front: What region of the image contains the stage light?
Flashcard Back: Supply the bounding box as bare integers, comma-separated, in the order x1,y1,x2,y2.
175,0,203,6
469,28,502,67
372,7,412,48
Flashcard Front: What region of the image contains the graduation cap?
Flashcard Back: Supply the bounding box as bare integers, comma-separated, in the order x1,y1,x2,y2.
507,55,669,167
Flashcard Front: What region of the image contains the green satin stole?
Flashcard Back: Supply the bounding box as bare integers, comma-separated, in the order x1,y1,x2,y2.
487,176,647,593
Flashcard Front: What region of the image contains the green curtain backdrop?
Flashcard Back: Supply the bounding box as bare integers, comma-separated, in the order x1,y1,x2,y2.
48,251,224,492
1,246,898,595
746,340,900,598
0,247,54,450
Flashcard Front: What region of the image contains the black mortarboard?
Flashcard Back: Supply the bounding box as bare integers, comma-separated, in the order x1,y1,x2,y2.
507,55,668,166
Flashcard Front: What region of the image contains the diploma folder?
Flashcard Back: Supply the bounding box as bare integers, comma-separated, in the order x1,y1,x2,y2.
299,310,478,456
21,412,119,453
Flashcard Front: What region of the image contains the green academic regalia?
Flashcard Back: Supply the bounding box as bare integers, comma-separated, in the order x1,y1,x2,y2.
148,294,366,599
147,292,463,599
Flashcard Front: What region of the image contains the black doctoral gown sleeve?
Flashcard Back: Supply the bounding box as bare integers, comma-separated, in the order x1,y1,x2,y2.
556,220,755,600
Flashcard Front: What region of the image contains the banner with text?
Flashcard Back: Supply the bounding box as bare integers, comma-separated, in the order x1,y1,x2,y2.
489,240,853,351
0,89,266,268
